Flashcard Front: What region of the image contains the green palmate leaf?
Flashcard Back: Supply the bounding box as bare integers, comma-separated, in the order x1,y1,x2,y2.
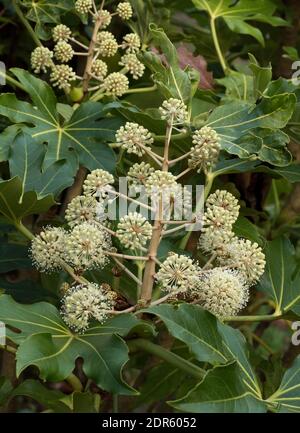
258,237,300,316
0,295,139,395
213,158,261,176
248,54,272,99
217,72,255,103
0,177,55,224
204,91,296,165
142,25,199,104
20,0,74,39
267,357,300,413
274,164,300,183
9,131,75,198
170,362,267,413
0,69,119,174
233,217,263,246
10,380,100,413
192,0,286,45
146,304,262,399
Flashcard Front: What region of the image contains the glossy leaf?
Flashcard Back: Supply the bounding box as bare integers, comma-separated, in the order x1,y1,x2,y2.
0,295,140,395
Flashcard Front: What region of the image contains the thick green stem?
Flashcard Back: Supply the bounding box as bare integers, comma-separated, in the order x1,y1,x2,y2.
210,18,227,73
128,338,206,380
12,0,41,47
0,70,26,91
223,313,282,323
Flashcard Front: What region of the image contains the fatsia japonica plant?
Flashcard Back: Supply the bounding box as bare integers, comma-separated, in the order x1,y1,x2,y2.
1,0,300,415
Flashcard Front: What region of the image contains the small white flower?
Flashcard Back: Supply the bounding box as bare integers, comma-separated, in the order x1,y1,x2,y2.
145,170,177,195
156,253,200,294
127,162,155,186
119,53,145,79
50,65,76,90
122,33,141,53
194,268,249,318
52,24,72,42
188,127,220,173
61,283,116,332
117,2,133,20
117,212,152,249
98,37,118,57
198,227,235,257
83,169,114,197
65,195,98,227
219,239,266,285
30,227,67,272
65,222,111,270
54,41,74,63
159,98,188,125
103,72,129,96
116,122,153,156
31,47,53,73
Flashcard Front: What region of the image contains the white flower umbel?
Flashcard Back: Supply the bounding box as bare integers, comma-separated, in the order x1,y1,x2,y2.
207,190,240,223
103,72,129,96
30,227,67,272
31,47,53,73
188,127,220,173
50,65,76,90
119,54,145,79
91,59,108,81
83,169,114,197
198,227,234,257
117,2,133,20
156,253,200,295
145,170,178,195
75,0,92,14
195,268,249,318
127,162,155,187
122,33,141,53
117,212,152,249
116,122,153,156
203,206,236,231
52,24,72,42
54,41,74,63
98,37,118,57
65,195,98,227
61,283,116,332
159,98,188,125
65,222,111,270
220,239,266,285
98,10,112,29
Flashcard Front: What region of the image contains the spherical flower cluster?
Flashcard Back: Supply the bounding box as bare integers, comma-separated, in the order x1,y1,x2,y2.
145,170,177,195
188,127,220,173
117,2,133,20
116,122,153,156
199,227,234,257
117,212,152,249
98,37,118,57
220,239,266,285
65,222,111,270
127,162,155,186
159,98,188,125
75,0,92,14
156,253,200,295
65,195,98,227
96,31,115,44
61,283,116,332
31,47,53,73
91,59,108,81
52,24,72,42
30,227,67,272
119,54,145,79
122,33,141,53
102,73,129,96
54,41,74,63
194,268,249,318
83,169,114,197
50,65,76,90
206,190,240,222
98,10,112,29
